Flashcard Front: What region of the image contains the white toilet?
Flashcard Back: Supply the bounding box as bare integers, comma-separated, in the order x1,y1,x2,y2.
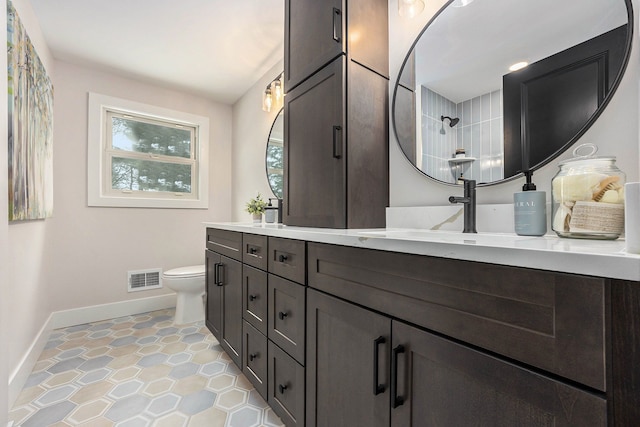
163,265,206,325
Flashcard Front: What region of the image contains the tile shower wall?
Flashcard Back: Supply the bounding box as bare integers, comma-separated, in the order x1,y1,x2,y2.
422,87,504,184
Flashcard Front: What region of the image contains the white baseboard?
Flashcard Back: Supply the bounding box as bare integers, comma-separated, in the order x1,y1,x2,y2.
8,294,176,409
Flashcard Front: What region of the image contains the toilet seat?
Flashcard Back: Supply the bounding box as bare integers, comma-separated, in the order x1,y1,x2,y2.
163,265,205,279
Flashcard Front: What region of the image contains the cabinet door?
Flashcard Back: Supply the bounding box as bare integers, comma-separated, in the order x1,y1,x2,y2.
391,320,607,427
219,255,243,368
284,57,346,228
285,0,343,91
306,289,390,427
205,250,223,340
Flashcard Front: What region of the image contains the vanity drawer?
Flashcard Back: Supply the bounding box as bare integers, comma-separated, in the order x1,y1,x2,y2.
268,237,306,285
206,228,242,261
268,340,305,427
307,242,606,392
243,233,268,270
243,320,268,400
268,274,306,365
243,266,268,335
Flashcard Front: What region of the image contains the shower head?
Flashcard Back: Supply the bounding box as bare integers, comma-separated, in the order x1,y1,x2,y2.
441,115,460,127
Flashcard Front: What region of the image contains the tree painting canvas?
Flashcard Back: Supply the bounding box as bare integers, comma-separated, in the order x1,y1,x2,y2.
7,0,54,221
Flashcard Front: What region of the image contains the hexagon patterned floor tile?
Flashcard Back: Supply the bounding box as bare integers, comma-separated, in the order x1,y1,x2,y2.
9,309,285,427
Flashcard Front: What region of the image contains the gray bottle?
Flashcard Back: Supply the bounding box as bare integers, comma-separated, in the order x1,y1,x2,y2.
514,171,547,236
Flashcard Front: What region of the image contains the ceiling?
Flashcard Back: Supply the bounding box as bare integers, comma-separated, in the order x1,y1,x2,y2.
412,0,628,103
30,0,285,104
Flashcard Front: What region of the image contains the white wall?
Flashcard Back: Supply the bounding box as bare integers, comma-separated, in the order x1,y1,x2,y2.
6,47,233,415
231,60,284,221
389,0,640,207
1,0,8,422
4,0,56,417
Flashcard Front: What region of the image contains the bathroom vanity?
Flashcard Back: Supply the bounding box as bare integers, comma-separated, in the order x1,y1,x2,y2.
204,223,640,426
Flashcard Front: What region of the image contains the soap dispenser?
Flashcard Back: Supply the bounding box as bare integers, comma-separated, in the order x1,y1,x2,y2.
265,199,277,223
514,171,546,236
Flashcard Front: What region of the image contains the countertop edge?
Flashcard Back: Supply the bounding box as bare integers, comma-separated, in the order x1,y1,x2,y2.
203,222,640,281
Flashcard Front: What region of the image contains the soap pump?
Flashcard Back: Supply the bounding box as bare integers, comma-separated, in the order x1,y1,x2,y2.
265,198,277,223
514,170,547,236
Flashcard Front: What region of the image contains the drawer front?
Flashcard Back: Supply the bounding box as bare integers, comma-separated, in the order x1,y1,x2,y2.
268,340,305,427
243,321,268,400
243,265,268,335
269,274,306,364
268,237,306,285
206,228,242,261
243,233,268,270
308,242,606,391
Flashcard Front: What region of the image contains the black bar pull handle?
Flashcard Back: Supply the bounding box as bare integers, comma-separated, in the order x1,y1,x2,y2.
214,263,221,286
391,344,405,408
216,263,225,286
333,125,342,159
332,7,342,43
373,336,386,395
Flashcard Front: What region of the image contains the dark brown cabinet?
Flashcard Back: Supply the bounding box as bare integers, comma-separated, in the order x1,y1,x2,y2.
284,0,388,92
391,320,605,427
206,227,640,426
283,0,388,229
306,289,389,427
307,288,606,427
205,229,243,367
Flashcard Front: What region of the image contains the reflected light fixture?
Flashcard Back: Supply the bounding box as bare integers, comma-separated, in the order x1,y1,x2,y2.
509,61,529,72
262,72,284,113
398,0,425,18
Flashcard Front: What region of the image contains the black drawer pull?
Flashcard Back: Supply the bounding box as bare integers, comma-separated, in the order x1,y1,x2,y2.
278,383,288,394
373,336,386,395
278,254,289,263
278,311,289,320
249,352,259,361
249,294,258,302
249,247,258,255
391,344,405,408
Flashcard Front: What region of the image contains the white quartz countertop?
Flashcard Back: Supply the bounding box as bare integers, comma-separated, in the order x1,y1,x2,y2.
203,222,640,281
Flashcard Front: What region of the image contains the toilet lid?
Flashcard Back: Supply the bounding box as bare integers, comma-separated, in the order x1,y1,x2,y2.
163,264,205,278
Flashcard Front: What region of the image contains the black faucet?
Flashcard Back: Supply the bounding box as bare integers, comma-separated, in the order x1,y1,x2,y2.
449,179,477,233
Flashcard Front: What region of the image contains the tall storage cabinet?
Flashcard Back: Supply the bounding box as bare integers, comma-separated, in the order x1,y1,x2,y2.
283,0,389,229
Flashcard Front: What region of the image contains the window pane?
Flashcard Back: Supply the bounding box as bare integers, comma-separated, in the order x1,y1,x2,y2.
111,157,192,193
112,116,192,159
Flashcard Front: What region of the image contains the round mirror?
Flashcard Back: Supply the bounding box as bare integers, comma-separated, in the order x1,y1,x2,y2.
393,0,632,186
266,108,284,198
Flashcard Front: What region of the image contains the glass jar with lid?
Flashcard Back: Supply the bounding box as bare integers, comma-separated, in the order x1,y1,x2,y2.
552,144,626,239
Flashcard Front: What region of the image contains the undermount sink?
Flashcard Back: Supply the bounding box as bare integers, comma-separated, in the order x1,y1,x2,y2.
357,229,541,246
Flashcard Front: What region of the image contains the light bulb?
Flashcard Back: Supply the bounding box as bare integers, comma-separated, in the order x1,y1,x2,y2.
398,0,425,18
272,80,282,104
262,88,272,112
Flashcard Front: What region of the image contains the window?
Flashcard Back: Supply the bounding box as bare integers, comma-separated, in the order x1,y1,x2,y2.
88,93,209,208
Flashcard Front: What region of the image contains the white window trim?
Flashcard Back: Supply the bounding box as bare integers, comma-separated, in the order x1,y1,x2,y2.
88,92,209,209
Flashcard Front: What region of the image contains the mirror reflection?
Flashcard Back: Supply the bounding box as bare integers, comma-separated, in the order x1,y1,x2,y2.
266,108,284,198
393,0,631,185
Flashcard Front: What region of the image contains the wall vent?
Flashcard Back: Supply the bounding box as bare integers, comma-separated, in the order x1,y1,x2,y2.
128,269,162,292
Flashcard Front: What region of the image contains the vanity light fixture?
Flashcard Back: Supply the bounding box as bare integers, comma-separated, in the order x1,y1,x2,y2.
398,0,425,18
509,61,529,72
262,72,284,113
